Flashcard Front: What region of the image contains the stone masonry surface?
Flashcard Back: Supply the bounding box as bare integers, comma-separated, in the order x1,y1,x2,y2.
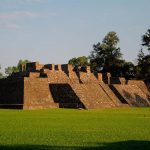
0,62,150,109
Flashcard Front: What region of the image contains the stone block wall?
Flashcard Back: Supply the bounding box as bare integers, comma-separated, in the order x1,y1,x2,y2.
79,72,99,83
29,72,40,78
23,78,58,109
109,77,127,85
70,83,116,109
26,62,43,72
147,81,150,91
112,84,150,107
97,73,103,82
44,64,55,70
47,71,70,83
49,83,85,108
68,71,80,83
1,62,150,109
0,78,24,108
127,80,150,100
99,82,121,106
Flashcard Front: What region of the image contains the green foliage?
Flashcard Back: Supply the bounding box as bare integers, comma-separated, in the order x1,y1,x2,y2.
121,61,135,79
0,108,150,149
103,31,119,47
17,59,30,72
136,32,150,80
105,60,135,79
0,65,3,79
5,59,30,76
0,73,3,79
68,56,88,66
68,57,79,66
142,29,150,53
89,31,122,74
136,53,150,79
5,66,19,76
138,49,145,63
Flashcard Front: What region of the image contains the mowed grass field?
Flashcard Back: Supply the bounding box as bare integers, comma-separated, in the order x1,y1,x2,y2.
0,108,150,150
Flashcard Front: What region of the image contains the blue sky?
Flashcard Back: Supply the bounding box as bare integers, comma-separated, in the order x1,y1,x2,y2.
0,0,150,72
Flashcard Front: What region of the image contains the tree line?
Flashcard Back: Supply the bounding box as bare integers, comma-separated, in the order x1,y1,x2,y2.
0,28,150,80
0,60,30,78
68,29,150,80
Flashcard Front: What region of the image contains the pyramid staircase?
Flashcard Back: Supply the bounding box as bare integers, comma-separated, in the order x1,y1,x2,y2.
111,84,150,107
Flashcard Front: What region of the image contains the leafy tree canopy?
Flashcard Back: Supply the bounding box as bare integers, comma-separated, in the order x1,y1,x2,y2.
142,29,150,53
68,56,88,66
136,49,150,80
0,65,3,79
139,29,150,79
89,31,122,74
5,59,30,76
17,59,30,72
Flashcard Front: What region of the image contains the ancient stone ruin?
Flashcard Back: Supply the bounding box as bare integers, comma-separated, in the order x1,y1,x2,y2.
0,62,150,109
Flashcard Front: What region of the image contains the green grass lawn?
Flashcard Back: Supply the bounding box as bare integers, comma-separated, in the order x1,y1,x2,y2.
0,108,150,150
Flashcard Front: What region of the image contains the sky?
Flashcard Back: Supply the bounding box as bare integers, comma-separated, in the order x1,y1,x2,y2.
0,0,150,72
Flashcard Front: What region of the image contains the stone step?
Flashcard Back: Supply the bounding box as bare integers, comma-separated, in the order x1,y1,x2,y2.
112,84,150,107
71,83,116,109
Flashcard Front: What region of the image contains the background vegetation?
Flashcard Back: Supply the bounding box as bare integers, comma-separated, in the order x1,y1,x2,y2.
0,28,149,80
68,28,150,80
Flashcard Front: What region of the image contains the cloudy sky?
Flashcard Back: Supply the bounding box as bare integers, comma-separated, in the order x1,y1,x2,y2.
0,0,150,72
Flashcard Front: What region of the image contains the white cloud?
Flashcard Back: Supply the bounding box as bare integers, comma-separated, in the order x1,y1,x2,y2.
0,22,20,29
0,11,40,29
0,22,21,29
18,0,47,4
24,0,44,3
0,10,57,29
23,0,44,2
0,11,40,20
5,23,20,29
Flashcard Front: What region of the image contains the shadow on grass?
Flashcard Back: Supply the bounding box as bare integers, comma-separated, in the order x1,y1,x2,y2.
0,140,150,150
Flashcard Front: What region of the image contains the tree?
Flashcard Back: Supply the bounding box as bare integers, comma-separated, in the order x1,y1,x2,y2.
136,29,150,79
17,59,30,72
89,31,122,75
5,66,19,76
136,48,150,79
5,59,30,76
68,57,79,66
121,61,135,79
68,56,88,66
142,29,150,53
137,48,145,64
0,73,3,79
136,55,150,80
0,65,3,79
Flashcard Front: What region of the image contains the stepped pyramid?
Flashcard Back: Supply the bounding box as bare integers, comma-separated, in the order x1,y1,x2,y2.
0,62,149,109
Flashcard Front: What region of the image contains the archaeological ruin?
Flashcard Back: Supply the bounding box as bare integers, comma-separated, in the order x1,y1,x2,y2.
0,62,150,109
